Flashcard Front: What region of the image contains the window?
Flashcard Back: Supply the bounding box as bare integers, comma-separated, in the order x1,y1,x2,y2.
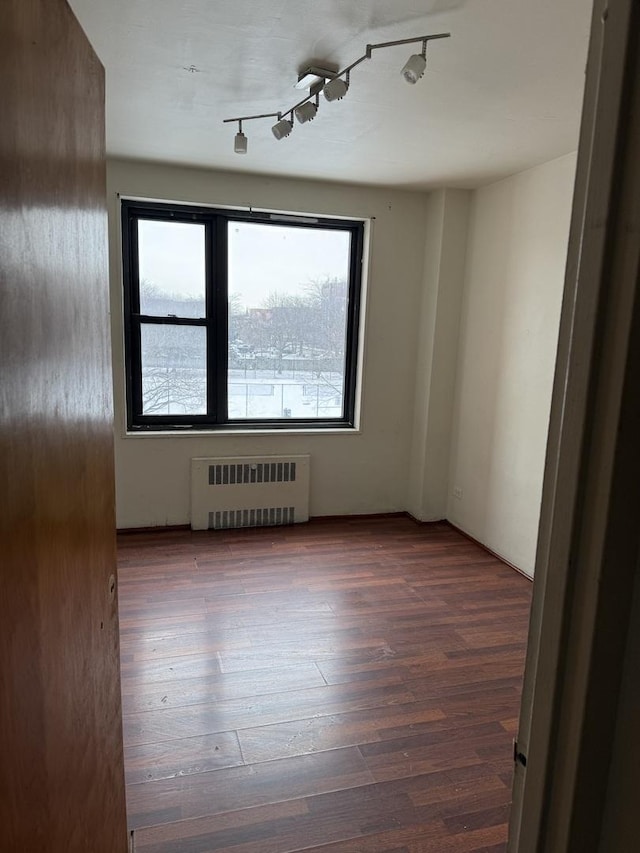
121,200,364,431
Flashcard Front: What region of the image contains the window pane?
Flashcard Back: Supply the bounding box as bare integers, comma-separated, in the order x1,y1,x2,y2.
138,220,206,318
228,222,351,420
140,324,207,415
228,378,345,419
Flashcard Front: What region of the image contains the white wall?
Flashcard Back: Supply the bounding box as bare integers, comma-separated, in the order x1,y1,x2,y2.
107,159,428,528
408,189,471,522
447,153,577,575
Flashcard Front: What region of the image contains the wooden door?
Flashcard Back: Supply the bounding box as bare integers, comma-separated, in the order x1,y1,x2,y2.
0,1,128,850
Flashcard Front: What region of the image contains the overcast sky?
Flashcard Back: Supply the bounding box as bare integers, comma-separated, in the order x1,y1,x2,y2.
138,219,351,310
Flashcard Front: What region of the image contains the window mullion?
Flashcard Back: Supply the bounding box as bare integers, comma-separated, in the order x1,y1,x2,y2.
134,315,207,326
212,216,228,423
343,225,364,425
205,219,217,420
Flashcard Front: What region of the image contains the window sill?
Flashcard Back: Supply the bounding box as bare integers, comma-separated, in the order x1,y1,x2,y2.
120,426,362,439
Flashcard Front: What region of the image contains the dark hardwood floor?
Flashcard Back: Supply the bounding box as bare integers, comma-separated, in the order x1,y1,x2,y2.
117,517,532,853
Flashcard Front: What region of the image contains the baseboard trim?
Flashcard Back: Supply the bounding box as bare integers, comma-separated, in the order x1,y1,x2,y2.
308,512,409,524
405,512,448,526
445,521,533,581
117,524,191,535
117,512,418,534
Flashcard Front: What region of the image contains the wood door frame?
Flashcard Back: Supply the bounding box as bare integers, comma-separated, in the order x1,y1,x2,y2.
509,0,640,849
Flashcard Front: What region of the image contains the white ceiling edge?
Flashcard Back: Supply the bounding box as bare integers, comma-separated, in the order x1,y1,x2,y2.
106,145,580,195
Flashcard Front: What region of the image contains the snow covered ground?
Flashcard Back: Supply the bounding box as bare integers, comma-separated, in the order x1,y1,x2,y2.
228,368,344,419
141,367,345,420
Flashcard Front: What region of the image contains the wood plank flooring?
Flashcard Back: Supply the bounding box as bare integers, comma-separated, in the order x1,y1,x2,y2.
117,517,532,853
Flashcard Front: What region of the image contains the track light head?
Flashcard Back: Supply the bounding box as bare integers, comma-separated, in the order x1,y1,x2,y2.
271,116,293,140
234,131,248,154
402,45,427,84
295,101,318,124
323,76,349,102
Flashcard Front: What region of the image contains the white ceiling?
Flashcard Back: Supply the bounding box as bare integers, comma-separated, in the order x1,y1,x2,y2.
69,0,593,190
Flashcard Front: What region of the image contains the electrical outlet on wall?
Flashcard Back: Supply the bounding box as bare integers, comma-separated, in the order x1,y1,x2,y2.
453,486,463,499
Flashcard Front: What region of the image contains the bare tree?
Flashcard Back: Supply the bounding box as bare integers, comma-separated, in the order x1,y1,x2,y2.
142,368,205,414
304,277,348,357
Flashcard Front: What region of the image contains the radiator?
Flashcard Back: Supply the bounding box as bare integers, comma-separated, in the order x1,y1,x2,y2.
190,455,310,531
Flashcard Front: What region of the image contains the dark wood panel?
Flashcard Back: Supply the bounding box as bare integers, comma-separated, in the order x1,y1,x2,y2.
125,730,244,785
0,1,127,850
127,747,374,830
118,518,531,851
123,678,416,747
237,705,522,766
120,662,327,713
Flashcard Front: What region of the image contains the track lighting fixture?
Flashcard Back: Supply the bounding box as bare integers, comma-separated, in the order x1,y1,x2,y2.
233,121,247,154
402,40,428,84
223,31,450,153
323,74,349,102
272,115,293,140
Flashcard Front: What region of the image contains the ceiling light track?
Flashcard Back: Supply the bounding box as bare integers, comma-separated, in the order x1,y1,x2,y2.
223,31,450,154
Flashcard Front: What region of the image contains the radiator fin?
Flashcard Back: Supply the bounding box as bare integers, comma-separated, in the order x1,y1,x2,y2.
209,461,296,486
208,506,296,530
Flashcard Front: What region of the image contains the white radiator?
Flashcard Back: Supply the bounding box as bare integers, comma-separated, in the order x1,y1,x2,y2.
190,455,310,531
